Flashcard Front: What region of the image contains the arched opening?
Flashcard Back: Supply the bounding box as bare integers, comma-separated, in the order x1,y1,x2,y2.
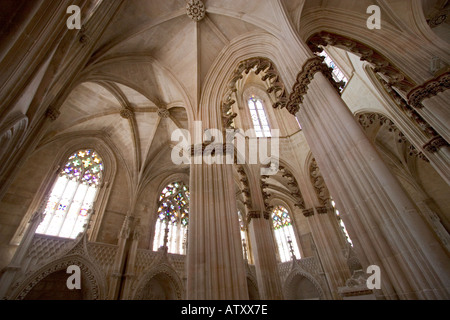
22,269,90,300
271,205,301,263
139,273,180,300
152,181,190,254
36,149,104,239
286,274,321,300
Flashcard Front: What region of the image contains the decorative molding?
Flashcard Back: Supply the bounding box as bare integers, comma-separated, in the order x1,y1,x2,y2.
278,165,305,209
302,208,314,218
374,72,439,139
285,56,344,115
423,136,448,153
222,57,288,128
186,0,206,22
316,206,328,215
307,31,416,92
309,158,331,205
357,112,430,161
407,71,450,109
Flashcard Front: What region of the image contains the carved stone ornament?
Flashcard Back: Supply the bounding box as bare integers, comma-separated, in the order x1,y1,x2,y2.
407,71,450,109
120,107,134,119
357,112,430,161
45,106,61,121
186,0,206,21
157,107,170,119
285,56,344,115
303,208,315,218
423,136,448,153
222,57,288,128
307,31,416,92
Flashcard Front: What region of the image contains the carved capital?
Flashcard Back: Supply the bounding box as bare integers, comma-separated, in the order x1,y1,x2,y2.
423,136,449,153
303,208,315,217
307,31,415,92
407,72,450,109
286,56,343,116
246,211,261,225
316,206,328,214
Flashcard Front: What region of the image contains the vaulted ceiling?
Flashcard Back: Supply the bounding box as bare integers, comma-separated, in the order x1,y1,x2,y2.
40,0,441,188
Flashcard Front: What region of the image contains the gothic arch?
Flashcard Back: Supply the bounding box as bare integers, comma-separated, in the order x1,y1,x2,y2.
283,267,325,300
132,262,184,300
11,134,119,245
200,31,304,130
7,254,108,300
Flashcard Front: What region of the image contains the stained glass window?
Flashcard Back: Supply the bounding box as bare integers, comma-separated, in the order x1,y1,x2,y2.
272,206,301,262
331,199,353,246
153,182,190,254
36,149,103,239
318,50,349,90
248,96,271,138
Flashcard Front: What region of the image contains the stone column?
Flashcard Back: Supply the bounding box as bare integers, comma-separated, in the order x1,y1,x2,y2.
302,206,352,300
186,161,249,299
246,211,284,300
290,57,450,299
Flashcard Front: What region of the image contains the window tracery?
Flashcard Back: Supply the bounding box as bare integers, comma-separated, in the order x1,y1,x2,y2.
36,149,103,239
153,182,190,254
272,205,301,262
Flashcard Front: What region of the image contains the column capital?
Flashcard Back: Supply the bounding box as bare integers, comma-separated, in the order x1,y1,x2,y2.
246,211,261,225
423,136,449,153
285,56,345,116
316,206,329,214
302,208,315,217
407,71,450,109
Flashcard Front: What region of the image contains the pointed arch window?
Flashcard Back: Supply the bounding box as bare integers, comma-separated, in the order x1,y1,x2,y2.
247,96,272,138
153,182,189,254
36,149,103,239
272,205,301,262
